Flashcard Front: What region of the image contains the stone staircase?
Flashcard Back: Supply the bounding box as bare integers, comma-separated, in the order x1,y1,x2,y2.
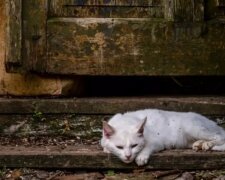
0,97,225,169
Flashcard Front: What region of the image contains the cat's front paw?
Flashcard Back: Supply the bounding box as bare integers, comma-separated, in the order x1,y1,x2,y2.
135,154,149,166
202,141,214,151
192,140,204,151
192,140,214,151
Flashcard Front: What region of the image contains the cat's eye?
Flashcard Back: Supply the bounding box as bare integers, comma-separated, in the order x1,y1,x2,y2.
116,146,124,149
131,144,138,148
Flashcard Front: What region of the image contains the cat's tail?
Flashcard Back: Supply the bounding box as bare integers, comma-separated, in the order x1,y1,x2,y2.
212,144,225,151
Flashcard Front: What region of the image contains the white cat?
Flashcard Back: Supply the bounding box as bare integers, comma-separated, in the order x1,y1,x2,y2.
101,109,225,166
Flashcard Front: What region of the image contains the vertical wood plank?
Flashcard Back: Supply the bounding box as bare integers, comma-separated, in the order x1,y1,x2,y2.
5,0,22,72
194,0,205,21
164,0,174,21
164,0,204,22
22,0,48,72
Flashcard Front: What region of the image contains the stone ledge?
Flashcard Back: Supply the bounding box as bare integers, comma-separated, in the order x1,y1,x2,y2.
0,145,225,170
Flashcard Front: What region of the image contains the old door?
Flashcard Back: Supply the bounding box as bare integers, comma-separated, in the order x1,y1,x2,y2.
6,0,225,75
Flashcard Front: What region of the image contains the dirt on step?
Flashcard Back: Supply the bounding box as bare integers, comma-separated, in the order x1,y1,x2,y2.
1,168,225,180
1,136,225,179
0,136,99,147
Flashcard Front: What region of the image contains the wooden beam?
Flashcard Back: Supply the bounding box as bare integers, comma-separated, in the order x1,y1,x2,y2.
0,145,225,169
0,97,224,115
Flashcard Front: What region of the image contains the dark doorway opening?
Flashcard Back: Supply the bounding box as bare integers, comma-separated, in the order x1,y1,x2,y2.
83,76,225,97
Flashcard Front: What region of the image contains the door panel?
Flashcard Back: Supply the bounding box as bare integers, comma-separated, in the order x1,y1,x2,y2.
47,18,225,75
5,0,225,75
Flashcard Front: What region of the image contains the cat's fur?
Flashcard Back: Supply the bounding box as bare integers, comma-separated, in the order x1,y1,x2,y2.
101,109,225,166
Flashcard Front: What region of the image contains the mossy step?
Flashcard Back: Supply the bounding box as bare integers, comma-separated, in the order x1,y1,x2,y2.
0,97,224,138
0,114,224,138
1,145,225,170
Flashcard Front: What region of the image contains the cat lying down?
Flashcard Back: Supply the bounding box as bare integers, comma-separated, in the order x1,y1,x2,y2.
101,109,225,166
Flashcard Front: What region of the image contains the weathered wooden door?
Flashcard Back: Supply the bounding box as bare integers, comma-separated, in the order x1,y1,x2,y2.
6,0,225,75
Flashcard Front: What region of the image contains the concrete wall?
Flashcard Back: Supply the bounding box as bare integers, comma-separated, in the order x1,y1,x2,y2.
0,0,81,96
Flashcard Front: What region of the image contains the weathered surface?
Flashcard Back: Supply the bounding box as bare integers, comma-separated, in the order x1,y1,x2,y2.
49,0,164,18
47,18,225,75
0,114,224,138
0,1,85,96
0,0,5,94
0,97,225,115
5,0,49,72
0,74,80,96
0,145,225,169
5,0,225,75
0,97,224,138
0,73,84,96
46,0,221,76
5,0,22,72
0,114,103,138
22,0,48,72
49,0,204,21
164,0,204,22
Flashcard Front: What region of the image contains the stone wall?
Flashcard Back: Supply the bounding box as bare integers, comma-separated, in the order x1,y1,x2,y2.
0,0,82,96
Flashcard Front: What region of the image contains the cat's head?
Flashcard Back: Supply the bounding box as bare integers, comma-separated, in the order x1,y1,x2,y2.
102,116,147,164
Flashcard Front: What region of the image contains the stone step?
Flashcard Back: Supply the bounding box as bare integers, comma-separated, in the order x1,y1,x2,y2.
0,97,225,115
1,145,225,170
0,97,225,170
0,97,224,138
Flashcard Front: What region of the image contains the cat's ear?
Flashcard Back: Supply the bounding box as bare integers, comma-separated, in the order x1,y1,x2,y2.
103,121,115,138
137,117,147,136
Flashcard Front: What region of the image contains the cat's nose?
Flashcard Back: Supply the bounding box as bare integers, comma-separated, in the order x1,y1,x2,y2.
126,155,131,160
